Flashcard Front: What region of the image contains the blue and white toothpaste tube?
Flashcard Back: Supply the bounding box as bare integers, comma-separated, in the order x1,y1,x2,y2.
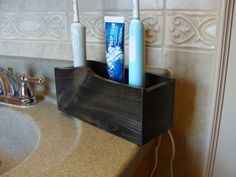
105,16,125,83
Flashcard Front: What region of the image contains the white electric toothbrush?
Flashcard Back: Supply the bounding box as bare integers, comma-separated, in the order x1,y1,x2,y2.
71,0,87,67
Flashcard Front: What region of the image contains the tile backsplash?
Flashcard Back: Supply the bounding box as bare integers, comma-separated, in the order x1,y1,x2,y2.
0,0,218,61
0,0,223,177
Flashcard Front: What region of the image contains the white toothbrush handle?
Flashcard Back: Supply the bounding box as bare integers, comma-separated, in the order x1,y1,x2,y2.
133,0,140,19
71,23,87,67
73,0,79,22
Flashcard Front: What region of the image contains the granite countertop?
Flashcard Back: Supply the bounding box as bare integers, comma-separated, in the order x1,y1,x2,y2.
0,97,150,177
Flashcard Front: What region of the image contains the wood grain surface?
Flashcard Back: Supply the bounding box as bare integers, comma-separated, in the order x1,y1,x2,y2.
55,60,175,145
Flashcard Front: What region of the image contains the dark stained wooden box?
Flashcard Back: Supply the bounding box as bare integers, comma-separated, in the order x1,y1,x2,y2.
55,60,175,145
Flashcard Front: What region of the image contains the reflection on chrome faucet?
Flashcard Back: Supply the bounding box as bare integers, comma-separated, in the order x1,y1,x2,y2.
0,67,45,106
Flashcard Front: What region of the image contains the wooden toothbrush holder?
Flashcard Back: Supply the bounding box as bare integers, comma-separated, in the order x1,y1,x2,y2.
55,60,175,145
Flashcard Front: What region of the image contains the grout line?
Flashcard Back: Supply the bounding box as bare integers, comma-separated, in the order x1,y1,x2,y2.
163,47,216,54
66,0,70,41
0,39,70,44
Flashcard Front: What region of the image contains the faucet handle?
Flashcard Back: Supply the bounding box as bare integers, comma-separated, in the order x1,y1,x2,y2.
20,74,45,85
18,74,45,104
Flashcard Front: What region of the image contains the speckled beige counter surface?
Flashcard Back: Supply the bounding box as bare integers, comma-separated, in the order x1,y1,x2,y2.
0,98,151,177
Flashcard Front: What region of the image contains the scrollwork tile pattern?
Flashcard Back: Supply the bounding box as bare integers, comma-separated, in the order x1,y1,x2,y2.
0,13,67,40
76,11,162,47
165,11,217,49
0,10,217,50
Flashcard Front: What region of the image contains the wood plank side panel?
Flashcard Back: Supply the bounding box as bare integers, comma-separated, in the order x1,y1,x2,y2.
55,66,143,144
143,79,175,143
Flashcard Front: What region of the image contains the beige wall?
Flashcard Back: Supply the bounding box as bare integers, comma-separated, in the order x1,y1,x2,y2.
0,0,222,176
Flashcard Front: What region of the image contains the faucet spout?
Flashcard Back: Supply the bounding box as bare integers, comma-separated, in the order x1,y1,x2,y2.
0,67,19,97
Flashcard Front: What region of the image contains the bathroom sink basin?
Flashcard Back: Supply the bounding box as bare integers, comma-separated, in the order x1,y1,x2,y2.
0,100,81,177
0,109,39,175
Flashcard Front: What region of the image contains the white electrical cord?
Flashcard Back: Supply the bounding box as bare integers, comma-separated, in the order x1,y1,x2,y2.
150,130,175,177
168,129,175,177
150,135,162,177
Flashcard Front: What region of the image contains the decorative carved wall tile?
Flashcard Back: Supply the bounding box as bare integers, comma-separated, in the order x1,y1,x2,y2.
77,11,162,47
0,13,67,40
165,11,217,49
0,9,219,60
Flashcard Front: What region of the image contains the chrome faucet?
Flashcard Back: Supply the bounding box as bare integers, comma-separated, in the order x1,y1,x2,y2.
0,67,45,106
